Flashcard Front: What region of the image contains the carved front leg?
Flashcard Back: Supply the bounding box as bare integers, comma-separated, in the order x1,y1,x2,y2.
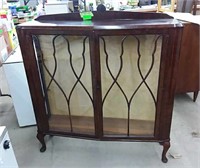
161,141,170,163
36,131,46,152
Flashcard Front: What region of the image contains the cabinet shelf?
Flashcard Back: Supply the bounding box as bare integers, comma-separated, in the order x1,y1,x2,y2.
49,115,95,135
103,117,154,136
48,114,154,136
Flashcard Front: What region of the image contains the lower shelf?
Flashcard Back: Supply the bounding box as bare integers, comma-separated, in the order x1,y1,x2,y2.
49,115,95,135
103,117,154,136
49,115,154,136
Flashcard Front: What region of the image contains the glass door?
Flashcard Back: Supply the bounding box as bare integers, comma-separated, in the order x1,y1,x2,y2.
99,35,162,137
33,35,95,135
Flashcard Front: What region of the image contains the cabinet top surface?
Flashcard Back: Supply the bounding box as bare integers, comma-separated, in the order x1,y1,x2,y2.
17,11,182,31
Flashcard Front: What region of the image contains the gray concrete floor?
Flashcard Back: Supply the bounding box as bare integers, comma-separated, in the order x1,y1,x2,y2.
0,67,200,168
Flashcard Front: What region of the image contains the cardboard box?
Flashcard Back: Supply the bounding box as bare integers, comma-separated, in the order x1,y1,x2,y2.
1,23,18,54
0,35,8,66
6,28,18,51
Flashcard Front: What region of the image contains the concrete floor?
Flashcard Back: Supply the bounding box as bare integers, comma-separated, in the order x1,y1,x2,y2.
0,67,200,168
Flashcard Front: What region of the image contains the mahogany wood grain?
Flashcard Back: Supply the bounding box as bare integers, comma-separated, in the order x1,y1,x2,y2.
175,22,199,100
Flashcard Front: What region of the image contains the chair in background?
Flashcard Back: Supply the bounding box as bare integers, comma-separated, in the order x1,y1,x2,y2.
157,0,199,14
157,0,176,12
193,0,200,14
176,0,198,14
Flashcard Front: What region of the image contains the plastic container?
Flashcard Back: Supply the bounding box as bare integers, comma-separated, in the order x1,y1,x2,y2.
80,12,93,21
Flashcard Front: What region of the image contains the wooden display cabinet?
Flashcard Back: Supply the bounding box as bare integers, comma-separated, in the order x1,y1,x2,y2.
16,11,183,163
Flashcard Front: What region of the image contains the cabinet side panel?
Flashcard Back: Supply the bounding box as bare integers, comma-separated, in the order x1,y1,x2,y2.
176,23,199,93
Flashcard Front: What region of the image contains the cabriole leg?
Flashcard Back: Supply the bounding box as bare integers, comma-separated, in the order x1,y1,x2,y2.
36,131,46,152
161,141,170,163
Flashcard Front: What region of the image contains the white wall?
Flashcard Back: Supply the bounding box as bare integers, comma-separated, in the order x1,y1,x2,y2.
19,0,38,6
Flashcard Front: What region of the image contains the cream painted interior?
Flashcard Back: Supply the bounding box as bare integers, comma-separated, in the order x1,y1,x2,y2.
36,34,162,125
37,35,94,118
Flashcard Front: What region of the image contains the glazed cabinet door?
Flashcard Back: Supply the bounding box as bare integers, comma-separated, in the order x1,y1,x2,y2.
99,34,163,137
33,35,95,135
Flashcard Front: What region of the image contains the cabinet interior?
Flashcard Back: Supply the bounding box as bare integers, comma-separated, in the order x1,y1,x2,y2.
34,34,162,136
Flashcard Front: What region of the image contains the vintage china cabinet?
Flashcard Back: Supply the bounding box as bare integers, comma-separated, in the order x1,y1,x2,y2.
16,11,182,163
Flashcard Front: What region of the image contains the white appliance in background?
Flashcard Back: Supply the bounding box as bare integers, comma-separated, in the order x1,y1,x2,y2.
104,0,128,10
0,126,18,168
3,47,36,127
45,1,74,14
